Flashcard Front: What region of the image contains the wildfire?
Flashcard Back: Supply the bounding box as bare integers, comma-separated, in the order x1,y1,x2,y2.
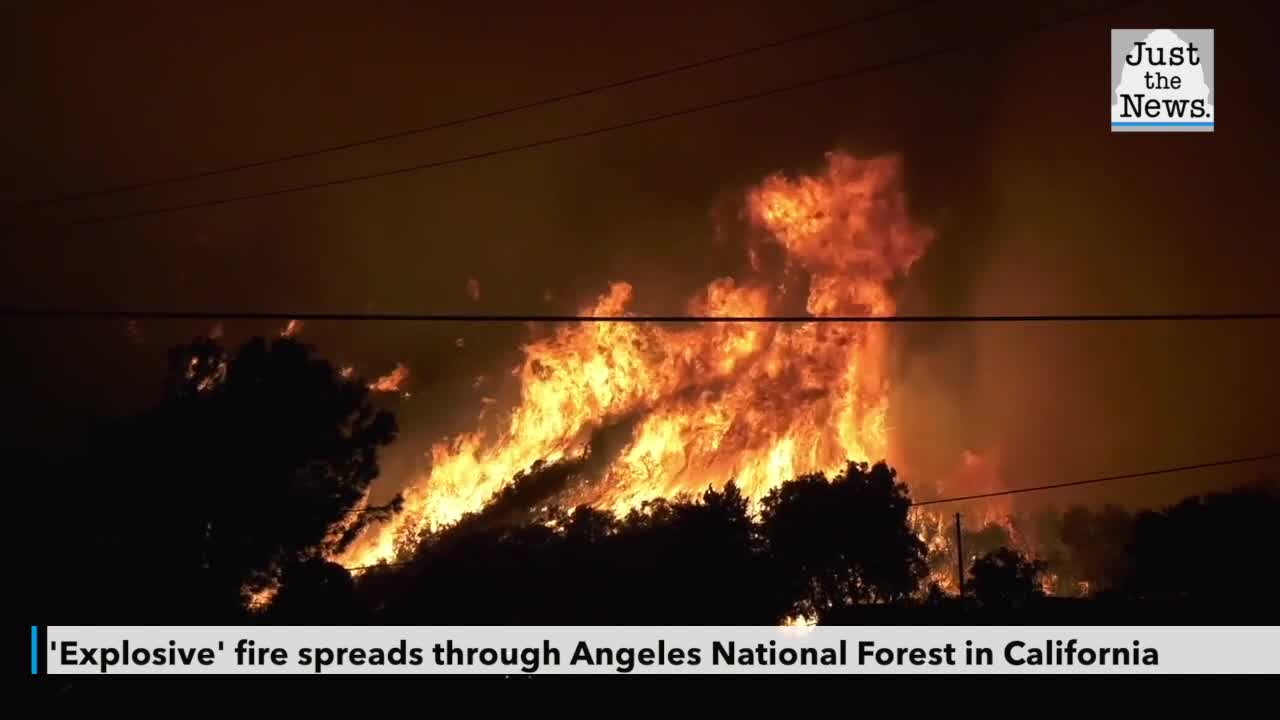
782,613,818,628
280,319,303,338
186,354,227,393
246,583,279,613
337,151,934,567
368,363,410,393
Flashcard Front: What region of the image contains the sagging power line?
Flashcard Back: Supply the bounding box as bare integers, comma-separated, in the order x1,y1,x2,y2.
908,452,1280,506
39,0,1143,227
14,1,939,210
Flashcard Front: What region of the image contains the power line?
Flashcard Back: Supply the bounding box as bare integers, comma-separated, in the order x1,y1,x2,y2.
14,1,939,210
909,452,1280,506
47,0,1143,227
3,309,1276,322
342,450,1280,572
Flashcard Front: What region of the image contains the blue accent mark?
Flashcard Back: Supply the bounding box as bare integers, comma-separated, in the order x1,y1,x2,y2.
32,626,37,674
1111,121,1215,126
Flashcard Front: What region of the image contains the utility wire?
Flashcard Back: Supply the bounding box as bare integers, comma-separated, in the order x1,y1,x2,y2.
342,450,1280,572
44,0,1143,226
14,0,939,210
2,309,1276,322
908,452,1280,506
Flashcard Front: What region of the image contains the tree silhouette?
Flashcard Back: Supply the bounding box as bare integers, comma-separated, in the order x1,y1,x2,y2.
608,482,786,624
385,475,787,624
969,547,1047,609
760,461,926,619
1126,485,1280,608
75,336,397,620
269,558,362,622
965,522,1013,559
1058,504,1133,593
36,321,1280,627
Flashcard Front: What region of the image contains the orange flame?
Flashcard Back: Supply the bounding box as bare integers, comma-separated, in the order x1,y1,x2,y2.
338,151,934,567
280,319,303,338
246,583,279,613
368,363,410,393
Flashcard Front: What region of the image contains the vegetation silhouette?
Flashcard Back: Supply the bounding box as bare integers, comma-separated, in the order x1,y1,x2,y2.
1056,504,1134,594
1126,483,1280,608
35,334,1280,626
270,558,365,623
968,547,1048,609
760,462,926,618
378,476,790,624
49,336,398,622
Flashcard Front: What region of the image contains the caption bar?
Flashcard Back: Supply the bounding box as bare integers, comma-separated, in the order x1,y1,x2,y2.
39,626,1277,675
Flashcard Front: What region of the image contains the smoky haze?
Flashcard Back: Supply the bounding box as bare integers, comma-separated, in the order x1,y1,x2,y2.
4,0,1277,522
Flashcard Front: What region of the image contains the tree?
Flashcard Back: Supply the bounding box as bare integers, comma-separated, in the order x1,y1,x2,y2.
965,522,1013,559
269,558,361,622
78,336,397,620
969,547,1047,609
760,461,926,619
1058,504,1133,593
1126,486,1280,608
387,477,786,625
608,481,786,624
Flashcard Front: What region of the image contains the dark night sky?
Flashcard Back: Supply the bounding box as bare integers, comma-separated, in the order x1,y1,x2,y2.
4,0,1277,511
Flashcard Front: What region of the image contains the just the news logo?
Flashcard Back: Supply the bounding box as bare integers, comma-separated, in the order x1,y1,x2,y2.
1111,29,1214,132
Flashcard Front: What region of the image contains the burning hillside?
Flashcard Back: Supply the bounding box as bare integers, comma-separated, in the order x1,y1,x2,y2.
338,151,940,568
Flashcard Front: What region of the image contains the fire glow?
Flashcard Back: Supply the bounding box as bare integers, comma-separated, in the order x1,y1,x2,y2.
338,151,943,568
368,363,410,394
